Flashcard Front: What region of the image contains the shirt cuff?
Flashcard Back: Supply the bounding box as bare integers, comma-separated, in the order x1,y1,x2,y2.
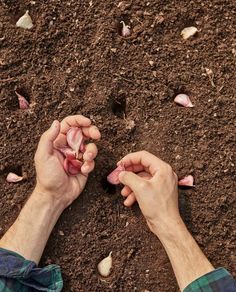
0,247,63,292
183,267,236,292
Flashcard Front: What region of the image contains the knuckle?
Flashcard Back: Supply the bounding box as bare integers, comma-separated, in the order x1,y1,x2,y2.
138,180,150,190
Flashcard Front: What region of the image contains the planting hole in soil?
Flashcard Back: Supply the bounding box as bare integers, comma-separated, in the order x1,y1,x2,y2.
109,94,126,118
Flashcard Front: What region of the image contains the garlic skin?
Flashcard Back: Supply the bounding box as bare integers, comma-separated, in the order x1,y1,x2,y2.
181,26,198,40
16,11,33,30
174,94,194,108
120,21,131,37
97,252,113,277
6,172,24,183
178,175,194,187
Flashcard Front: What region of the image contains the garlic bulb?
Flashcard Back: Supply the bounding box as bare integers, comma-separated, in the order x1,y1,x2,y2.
181,26,198,39
97,252,112,277
16,11,33,30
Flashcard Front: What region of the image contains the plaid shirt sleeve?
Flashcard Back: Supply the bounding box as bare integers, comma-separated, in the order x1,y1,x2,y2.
184,268,236,292
0,247,63,292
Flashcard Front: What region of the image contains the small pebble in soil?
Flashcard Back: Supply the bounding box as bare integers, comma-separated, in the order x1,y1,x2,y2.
181,26,198,39
97,252,112,277
16,11,33,30
174,94,194,108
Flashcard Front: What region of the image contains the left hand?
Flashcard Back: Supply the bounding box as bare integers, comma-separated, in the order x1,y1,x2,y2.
34,115,101,209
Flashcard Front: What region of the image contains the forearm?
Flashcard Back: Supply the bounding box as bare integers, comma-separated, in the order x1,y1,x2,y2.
0,189,64,264
153,218,214,291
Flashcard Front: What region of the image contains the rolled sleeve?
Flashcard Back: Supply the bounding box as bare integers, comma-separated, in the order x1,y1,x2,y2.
0,248,63,292
184,268,236,292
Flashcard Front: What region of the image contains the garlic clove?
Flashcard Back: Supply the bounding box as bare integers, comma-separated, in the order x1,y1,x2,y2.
107,164,125,185
178,175,194,187
58,147,76,160
97,252,113,277
181,26,198,40
6,172,24,183
64,158,82,176
67,127,84,158
15,91,30,109
120,21,131,37
174,94,194,108
16,10,34,30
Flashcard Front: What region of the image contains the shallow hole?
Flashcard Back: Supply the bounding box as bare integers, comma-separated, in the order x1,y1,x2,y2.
0,165,23,177
6,87,31,111
100,173,116,195
109,94,126,118
116,15,130,37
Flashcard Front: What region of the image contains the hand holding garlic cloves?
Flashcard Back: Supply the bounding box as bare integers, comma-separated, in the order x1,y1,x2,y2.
34,115,101,209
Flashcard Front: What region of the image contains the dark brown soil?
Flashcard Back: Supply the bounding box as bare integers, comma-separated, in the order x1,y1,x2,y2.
0,0,235,291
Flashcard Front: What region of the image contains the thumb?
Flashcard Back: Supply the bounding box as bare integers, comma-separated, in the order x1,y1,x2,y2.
38,120,60,156
119,171,144,195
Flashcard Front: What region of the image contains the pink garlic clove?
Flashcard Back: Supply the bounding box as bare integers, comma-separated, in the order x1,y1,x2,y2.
6,172,24,183
67,127,84,157
15,91,30,109
64,158,82,176
178,175,194,187
174,94,194,108
120,21,131,37
107,164,125,185
58,147,76,160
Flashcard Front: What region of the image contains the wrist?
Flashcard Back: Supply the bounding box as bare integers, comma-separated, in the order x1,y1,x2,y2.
32,186,66,213
149,216,188,242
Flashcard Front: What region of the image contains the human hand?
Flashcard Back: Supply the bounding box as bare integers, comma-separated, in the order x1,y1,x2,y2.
118,151,181,237
34,115,101,209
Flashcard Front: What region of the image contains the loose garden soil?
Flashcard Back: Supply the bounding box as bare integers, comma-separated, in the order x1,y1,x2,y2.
0,0,235,291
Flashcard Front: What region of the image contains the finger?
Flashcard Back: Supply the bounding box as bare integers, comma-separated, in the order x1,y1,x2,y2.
118,151,167,176
37,120,60,158
82,125,101,140
60,115,91,134
83,143,98,161
121,186,132,197
53,133,67,148
119,171,145,196
81,160,95,175
124,193,137,207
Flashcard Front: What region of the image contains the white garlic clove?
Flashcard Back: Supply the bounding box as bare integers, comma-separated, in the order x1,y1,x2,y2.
97,252,112,277
181,26,198,40
120,21,131,37
6,172,24,183
174,94,194,108
16,10,34,30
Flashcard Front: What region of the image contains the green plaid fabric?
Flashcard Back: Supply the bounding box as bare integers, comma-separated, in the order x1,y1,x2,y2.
184,267,236,292
0,248,63,291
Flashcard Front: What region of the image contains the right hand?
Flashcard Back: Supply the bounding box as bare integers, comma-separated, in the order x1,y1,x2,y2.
118,151,181,236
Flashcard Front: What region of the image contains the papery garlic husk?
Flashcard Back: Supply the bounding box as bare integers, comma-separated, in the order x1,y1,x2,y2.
16,10,33,30
178,175,194,187
181,26,198,40
97,252,113,277
174,94,194,108
6,172,24,183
